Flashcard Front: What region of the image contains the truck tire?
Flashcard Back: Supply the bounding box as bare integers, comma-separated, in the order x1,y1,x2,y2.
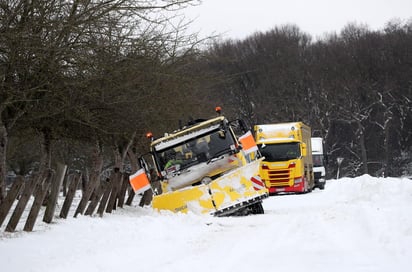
250,202,264,215
319,183,325,190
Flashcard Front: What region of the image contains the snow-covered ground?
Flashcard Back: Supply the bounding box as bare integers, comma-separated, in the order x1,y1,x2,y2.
1,175,411,272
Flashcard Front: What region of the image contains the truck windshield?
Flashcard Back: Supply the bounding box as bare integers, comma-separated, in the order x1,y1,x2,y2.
313,154,324,167
155,130,236,173
258,142,301,161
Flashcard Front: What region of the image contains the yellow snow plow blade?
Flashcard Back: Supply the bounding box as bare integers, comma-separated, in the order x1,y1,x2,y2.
151,184,215,214
152,158,268,216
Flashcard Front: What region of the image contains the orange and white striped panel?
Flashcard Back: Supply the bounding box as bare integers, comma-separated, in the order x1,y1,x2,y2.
239,131,258,154
129,169,151,194
250,175,265,191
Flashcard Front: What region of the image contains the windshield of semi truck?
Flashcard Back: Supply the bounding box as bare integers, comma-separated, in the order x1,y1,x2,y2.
155,129,236,173
258,142,301,161
312,154,324,167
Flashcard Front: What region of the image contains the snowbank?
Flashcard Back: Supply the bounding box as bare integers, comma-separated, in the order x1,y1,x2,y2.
1,175,411,272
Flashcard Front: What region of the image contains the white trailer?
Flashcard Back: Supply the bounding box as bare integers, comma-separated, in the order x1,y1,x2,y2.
311,137,326,189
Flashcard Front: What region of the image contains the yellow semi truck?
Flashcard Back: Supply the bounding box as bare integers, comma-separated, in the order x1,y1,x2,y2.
135,108,268,216
254,122,314,194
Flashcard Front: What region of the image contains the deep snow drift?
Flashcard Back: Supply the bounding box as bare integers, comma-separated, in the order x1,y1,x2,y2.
1,175,411,272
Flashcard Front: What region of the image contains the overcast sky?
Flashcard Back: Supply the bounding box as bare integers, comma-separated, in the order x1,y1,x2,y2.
184,0,412,40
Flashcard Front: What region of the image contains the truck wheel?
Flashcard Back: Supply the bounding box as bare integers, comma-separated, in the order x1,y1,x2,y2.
250,202,264,215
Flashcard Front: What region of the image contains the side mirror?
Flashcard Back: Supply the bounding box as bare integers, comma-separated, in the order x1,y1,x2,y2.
228,119,249,135
238,119,248,133
138,157,149,173
138,152,155,174
301,143,307,157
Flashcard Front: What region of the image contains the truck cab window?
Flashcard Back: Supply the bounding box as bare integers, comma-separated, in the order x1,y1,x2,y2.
258,142,301,161
313,154,324,167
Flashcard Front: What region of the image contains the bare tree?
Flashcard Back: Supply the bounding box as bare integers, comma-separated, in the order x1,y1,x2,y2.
0,0,202,203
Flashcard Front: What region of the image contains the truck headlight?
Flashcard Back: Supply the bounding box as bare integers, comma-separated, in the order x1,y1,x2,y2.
294,177,303,183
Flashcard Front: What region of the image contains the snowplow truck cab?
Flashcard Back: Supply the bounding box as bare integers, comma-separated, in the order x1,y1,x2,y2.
254,122,315,194
144,115,268,216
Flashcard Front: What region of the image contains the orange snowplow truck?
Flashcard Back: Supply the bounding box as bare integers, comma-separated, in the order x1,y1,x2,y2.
254,122,314,194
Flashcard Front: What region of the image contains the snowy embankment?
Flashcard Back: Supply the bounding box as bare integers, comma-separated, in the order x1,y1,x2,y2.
1,175,411,272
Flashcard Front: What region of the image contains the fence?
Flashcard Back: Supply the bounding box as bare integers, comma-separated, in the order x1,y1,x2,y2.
0,164,136,233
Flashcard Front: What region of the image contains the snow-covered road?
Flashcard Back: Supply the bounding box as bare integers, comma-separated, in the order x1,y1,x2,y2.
1,175,411,272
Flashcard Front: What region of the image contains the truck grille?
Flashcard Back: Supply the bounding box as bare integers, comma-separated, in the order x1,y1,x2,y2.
314,172,322,179
266,169,291,187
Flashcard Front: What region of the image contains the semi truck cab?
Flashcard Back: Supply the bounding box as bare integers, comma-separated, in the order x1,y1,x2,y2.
311,137,327,190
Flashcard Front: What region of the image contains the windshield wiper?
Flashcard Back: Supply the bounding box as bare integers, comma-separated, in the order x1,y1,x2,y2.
207,148,235,164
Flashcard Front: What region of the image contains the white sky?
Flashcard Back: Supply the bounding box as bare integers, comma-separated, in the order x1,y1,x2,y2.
184,0,412,40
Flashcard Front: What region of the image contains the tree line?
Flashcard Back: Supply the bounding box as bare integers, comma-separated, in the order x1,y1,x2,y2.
1,0,411,203
196,21,412,180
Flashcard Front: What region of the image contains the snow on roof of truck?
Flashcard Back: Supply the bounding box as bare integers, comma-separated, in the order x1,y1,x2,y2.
256,122,302,131
255,122,309,142
151,116,225,151
255,122,308,133
257,137,300,144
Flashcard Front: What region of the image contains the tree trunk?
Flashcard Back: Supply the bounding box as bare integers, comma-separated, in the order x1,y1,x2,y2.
37,127,53,185
35,127,53,208
383,110,393,177
125,149,138,205
357,121,368,175
0,121,7,205
113,143,122,170
74,140,103,217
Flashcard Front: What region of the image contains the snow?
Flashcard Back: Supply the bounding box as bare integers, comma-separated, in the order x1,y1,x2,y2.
1,175,412,272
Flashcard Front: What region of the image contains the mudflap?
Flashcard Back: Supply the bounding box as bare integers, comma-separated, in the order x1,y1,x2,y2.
152,159,269,216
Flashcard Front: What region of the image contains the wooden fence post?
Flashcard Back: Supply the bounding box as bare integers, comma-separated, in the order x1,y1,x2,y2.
84,181,107,216
0,176,24,228
5,176,38,232
62,171,69,197
125,188,135,206
117,174,129,208
24,171,53,232
97,179,112,217
106,171,122,213
59,174,81,219
43,163,67,223
74,173,100,217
